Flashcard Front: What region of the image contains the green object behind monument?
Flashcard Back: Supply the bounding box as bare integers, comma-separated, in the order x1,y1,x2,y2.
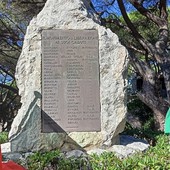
165,108,170,134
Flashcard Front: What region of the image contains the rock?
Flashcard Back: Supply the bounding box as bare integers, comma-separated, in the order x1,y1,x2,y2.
120,135,149,145
2,0,128,154
87,148,108,156
3,153,22,161
88,135,150,159
2,136,149,161
109,135,150,158
65,150,87,158
1,142,11,153
126,142,149,151
110,145,136,158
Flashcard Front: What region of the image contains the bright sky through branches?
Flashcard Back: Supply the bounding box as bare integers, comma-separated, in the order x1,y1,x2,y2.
91,0,170,18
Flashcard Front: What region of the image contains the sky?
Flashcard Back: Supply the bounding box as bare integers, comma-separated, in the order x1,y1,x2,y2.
91,0,170,18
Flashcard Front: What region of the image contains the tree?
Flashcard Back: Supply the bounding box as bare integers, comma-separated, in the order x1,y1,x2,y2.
92,0,170,130
0,0,46,131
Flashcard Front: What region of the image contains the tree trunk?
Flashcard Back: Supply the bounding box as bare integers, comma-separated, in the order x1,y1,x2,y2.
152,107,166,130
137,74,168,131
161,58,170,102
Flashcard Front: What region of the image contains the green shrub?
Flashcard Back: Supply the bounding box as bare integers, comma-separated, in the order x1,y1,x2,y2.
26,150,90,170
89,135,170,170
26,134,170,170
122,122,163,146
0,132,8,144
127,96,154,128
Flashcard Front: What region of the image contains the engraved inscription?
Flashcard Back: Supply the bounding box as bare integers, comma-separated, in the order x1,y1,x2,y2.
42,29,100,132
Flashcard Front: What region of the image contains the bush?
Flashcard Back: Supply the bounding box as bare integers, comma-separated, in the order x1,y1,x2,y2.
26,150,91,170
127,96,154,129
0,132,8,144
122,122,163,146
25,134,170,170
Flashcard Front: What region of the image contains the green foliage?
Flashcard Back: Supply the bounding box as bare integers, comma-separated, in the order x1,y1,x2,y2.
124,97,164,145
0,132,8,144
0,0,44,132
90,135,169,169
127,96,154,127
25,135,170,170
27,150,60,170
103,4,170,132
123,123,163,146
26,150,90,170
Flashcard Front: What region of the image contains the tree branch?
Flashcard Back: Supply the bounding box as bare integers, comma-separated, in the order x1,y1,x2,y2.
0,66,15,79
128,49,155,78
117,0,161,62
0,84,18,94
0,50,18,60
128,0,166,28
127,45,146,55
159,0,168,19
155,0,168,54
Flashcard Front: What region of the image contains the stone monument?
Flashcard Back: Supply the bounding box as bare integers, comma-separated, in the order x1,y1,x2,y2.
2,0,128,153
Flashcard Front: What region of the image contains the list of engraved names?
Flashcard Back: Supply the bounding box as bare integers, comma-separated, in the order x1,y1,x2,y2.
42,29,101,132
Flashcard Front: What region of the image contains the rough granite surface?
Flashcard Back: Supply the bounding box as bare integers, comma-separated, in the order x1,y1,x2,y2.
2,0,128,153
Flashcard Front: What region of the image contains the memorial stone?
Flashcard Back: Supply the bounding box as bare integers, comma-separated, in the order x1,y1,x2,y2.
2,0,128,153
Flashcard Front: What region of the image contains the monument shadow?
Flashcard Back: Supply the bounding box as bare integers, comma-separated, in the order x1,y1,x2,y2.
9,91,85,152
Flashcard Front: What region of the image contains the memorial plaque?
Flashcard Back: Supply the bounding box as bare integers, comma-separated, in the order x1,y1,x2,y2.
41,29,101,132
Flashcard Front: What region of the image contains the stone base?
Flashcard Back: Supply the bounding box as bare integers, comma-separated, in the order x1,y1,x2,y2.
2,135,149,161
